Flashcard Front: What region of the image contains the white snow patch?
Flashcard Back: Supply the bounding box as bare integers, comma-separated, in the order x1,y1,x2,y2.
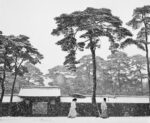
2,96,23,103
59,71,69,75
0,117,150,123
65,75,77,78
61,96,149,103
76,63,84,67
19,87,61,97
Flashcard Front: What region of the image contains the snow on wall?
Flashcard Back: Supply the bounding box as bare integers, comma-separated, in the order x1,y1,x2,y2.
60,96,149,103
2,96,23,103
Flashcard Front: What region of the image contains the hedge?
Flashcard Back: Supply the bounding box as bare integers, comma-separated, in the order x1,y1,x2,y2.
1,102,150,116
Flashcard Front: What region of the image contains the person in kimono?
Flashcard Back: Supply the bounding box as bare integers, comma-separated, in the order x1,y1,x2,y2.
100,98,108,118
68,98,77,118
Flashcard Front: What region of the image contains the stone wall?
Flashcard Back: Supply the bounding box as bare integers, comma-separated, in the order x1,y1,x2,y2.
2,102,149,116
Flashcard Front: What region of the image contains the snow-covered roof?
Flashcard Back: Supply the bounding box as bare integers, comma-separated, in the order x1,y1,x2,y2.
18,87,61,97
2,95,23,103
61,96,149,103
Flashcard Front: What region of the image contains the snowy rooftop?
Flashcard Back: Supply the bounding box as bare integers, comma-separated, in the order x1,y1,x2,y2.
19,87,61,97
61,96,150,103
2,95,23,103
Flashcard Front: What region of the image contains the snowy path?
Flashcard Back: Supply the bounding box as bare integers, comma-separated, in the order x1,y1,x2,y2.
0,117,150,123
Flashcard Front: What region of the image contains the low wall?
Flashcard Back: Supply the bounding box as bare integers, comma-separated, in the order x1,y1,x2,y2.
2,102,150,116
53,103,150,116
2,103,24,116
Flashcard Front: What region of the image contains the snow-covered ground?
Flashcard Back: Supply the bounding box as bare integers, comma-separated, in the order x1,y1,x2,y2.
0,117,150,123
61,96,149,103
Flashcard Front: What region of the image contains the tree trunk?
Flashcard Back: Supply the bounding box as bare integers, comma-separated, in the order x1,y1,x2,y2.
0,79,5,116
145,45,150,108
90,48,97,104
8,72,18,116
0,62,6,116
90,46,100,117
0,102,2,117
145,44,150,100
144,22,150,103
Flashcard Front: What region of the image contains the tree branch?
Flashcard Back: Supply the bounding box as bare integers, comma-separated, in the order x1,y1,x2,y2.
17,58,25,69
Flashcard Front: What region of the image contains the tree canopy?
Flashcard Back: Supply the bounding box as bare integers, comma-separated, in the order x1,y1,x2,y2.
52,7,132,70
121,5,150,98
0,32,44,115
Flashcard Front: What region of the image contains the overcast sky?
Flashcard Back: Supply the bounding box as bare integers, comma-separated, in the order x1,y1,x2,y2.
0,0,149,74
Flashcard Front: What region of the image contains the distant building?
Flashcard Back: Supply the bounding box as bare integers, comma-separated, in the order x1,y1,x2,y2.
18,86,61,116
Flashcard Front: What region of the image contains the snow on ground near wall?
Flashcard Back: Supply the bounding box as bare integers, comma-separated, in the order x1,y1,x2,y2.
61,96,149,103
0,117,150,123
2,96,23,103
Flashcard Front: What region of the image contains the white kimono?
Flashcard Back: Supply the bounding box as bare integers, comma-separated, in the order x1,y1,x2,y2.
101,101,108,118
68,101,77,118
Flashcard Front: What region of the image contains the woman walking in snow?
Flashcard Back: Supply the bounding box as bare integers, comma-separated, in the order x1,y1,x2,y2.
100,98,108,118
68,98,77,118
